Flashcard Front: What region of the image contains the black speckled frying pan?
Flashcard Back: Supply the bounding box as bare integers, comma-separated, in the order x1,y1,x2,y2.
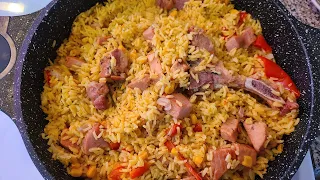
12,0,320,179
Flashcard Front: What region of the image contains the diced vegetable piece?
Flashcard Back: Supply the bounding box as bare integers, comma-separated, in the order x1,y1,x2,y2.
259,56,300,98
109,142,120,150
130,162,150,178
69,167,83,177
242,155,253,168
108,165,124,180
239,11,247,24
87,165,97,178
193,123,202,132
167,124,182,137
254,35,272,52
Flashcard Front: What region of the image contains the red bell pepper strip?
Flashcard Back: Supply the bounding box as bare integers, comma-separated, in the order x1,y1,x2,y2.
130,162,150,179
164,140,203,180
109,142,120,150
239,11,248,25
44,70,51,85
254,35,272,52
108,164,124,180
193,123,202,132
258,56,300,98
166,124,182,137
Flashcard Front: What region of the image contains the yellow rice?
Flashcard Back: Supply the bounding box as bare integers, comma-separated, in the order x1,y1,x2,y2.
41,0,299,179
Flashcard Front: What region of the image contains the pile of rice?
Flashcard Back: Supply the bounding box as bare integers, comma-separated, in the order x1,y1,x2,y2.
41,0,299,179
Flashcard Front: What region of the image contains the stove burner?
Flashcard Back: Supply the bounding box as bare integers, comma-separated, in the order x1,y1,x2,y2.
0,34,11,73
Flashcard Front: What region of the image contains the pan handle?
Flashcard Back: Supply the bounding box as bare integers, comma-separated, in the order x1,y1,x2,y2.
291,19,320,178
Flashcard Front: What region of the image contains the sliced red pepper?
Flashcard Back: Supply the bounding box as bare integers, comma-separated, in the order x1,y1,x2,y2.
44,70,51,85
258,56,300,98
193,123,202,132
185,162,203,180
108,164,124,180
130,162,150,179
109,142,120,150
239,11,248,25
164,140,202,180
166,124,182,137
254,35,272,52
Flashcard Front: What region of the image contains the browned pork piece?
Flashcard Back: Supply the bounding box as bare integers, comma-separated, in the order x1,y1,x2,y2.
157,93,192,119
225,27,256,52
243,121,267,152
86,82,110,110
220,118,240,142
191,33,215,54
60,129,79,152
147,52,163,80
143,26,155,41
233,143,257,168
211,143,257,179
211,147,236,180
170,60,189,73
100,49,128,81
82,124,108,155
65,56,85,68
156,0,175,10
128,75,151,91
280,100,299,116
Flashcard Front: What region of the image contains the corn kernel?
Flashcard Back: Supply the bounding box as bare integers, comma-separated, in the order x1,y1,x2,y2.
165,82,175,94
71,163,81,168
69,167,83,177
139,151,148,160
118,44,126,51
171,148,178,156
86,165,97,178
241,156,253,168
130,49,137,60
190,114,198,124
230,9,239,15
170,10,178,17
277,144,283,152
193,156,203,166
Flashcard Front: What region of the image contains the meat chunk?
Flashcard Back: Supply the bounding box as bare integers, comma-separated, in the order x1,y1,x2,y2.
60,129,79,152
175,0,190,10
220,118,240,142
225,27,256,52
100,49,129,79
156,0,174,10
86,82,109,101
168,93,192,119
233,143,257,168
211,148,236,180
65,56,85,68
241,27,257,48
86,82,110,110
171,61,189,73
147,53,163,79
96,36,110,45
128,75,151,91
189,62,232,90
189,71,214,90
243,122,267,152
92,95,111,110
82,124,108,155
157,93,192,119
280,100,299,116
244,78,285,104
143,26,155,41
191,33,215,54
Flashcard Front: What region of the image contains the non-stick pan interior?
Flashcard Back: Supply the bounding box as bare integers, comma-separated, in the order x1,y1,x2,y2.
15,0,314,179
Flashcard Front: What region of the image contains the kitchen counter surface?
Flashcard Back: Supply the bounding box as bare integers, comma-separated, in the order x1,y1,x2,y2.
0,0,319,178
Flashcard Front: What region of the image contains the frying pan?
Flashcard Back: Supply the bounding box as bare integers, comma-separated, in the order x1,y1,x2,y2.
11,0,320,179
